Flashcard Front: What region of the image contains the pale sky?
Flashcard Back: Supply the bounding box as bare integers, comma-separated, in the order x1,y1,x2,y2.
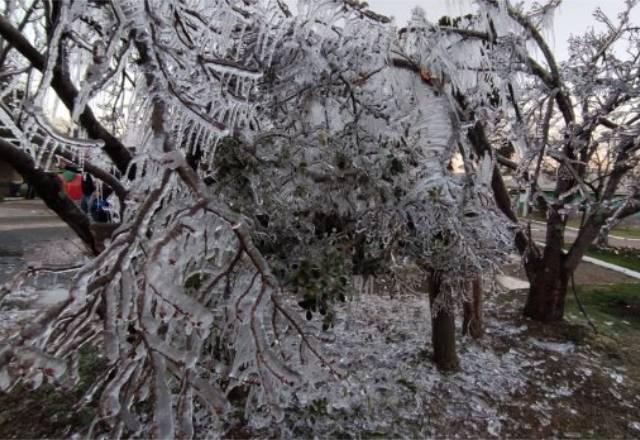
367,0,640,60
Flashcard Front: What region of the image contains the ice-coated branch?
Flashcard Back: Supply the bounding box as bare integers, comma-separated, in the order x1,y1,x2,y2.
0,13,132,173
0,0,529,435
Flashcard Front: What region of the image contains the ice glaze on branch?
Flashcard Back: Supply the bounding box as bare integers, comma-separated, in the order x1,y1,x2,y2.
0,0,522,435
0,13,132,173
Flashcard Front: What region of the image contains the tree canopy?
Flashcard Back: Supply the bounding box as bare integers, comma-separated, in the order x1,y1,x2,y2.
0,0,638,437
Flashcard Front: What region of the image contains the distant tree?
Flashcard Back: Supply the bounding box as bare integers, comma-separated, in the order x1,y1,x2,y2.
440,0,640,321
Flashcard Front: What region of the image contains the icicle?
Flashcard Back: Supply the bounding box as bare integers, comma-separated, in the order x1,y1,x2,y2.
71,84,92,123
34,136,49,169
43,141,59,172
32,1,71,110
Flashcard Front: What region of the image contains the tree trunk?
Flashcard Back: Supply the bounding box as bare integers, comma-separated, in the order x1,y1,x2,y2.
462,277,483,338
523,253,569,321
596,228,609,248
522,193,572,322
428,272,459,371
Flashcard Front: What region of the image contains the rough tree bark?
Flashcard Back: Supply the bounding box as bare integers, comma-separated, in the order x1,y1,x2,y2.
428,271,459,371
462,277,483,338
523,251,568,321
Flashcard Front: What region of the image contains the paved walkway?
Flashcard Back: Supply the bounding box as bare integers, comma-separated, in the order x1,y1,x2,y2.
0,226,78,284
527,220,640,249
0,199,65,230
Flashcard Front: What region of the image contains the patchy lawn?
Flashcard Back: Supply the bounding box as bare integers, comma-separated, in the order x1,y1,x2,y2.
239,286,640,438
567,283,640,333
566,283,640,379
0,348,104,439
583,247,640,273
491,285,640,438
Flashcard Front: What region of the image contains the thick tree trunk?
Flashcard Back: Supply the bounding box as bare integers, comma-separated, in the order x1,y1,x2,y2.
522,192,572,321
428,272,459,371
462,277,483,338
523,252,569,321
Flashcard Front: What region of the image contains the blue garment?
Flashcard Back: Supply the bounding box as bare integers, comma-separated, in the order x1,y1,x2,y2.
81,195,91,214
90,198,110,222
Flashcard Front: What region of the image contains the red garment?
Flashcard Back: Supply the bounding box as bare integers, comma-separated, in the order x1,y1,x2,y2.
64,174,83,201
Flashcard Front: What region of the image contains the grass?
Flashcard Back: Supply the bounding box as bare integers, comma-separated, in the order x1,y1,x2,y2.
583,246,640,273
495,283,640,438
524,214,640,239
0,348,105,439
566,283,640,335
555,238,640,273
565,283,640,380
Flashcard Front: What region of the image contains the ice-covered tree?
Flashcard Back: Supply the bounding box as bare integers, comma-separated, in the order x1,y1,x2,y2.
519,0,640,320
439,0,640,321
0,0,515,435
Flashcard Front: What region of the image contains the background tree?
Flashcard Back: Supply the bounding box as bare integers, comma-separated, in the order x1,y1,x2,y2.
507,0,640,321
439,0,640,322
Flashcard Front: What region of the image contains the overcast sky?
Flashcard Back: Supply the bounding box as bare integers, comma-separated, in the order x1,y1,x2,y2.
367,0,640,60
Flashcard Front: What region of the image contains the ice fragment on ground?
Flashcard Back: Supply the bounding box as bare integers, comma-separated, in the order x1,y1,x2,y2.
529,338,575,354
496,275,529,290
34,288,69,307
487,418,502,436
610,372,624,384
609,387,622,400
